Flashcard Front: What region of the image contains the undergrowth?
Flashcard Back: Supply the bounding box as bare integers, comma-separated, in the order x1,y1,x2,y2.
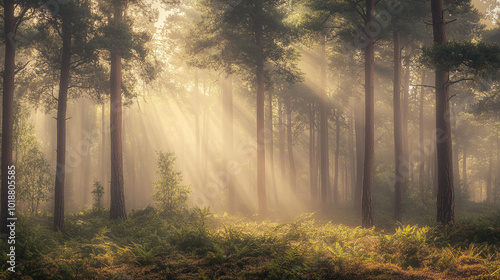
1,208,500,279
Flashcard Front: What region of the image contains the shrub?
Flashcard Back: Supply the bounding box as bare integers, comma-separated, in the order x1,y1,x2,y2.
152,152,190,212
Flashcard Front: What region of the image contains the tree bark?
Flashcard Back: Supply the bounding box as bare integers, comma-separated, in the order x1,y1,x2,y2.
286,102,296,192
278,99,286,181
267,91,278,206
487,156,492,203
393,31,404,223
309,103,317,206
362,0,375,228
354,99,364,210
333,113,340,205
54,16,72,231
462,144,467,186
110,3,126,219
254,17,267,217
1,1,16,234
419,71,426,186
432,0,454,225
223,75,235,213
319,40,330,209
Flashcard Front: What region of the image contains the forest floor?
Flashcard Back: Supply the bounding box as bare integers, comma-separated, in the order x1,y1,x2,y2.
1,203,500,280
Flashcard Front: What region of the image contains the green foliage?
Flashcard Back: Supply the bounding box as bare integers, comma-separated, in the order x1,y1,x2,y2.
379,225,430,268
421,41,500,75
2,210,500,279
152,151,190,213
12,103,54,215
91,180,105,212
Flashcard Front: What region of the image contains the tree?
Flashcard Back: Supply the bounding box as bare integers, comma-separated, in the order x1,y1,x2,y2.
1,0,38,234
152,152,190,212
361,0,376,228
431,0,455,225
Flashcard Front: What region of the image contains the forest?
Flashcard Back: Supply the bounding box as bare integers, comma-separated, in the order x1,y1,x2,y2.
0,0,500,279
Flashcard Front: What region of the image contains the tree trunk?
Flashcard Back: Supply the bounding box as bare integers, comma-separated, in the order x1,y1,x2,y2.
419,71,426,186
102,102,106,190
309,103,317,206
349,111,355,204
393,31,404,223
255,18,267,217
223,75,235,213
319,40,330,209
109,3,126,219
402,60,410,183
354,99,364,209
333,114,340,205
462,144,467,186
487,156,492,203
1,1,16,234
431,0,455,225
279,99,286,181
286,102,296,192
267,91,278,206
362,0,375,228
54,16,72,231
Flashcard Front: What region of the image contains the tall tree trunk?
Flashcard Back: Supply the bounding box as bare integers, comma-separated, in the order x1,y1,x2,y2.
102,102,106,190
223,75,235,213
286,102,296,192
194,70,200,169
54,16,72,231
309,103,317,206
349,111,355,204
487,156,492,203
267,91,278,206
254,18,266,217
362,0,375,228
109,3,126,219
279,99,286,181
462,144,467,186
431,0,455,224
319,39,330,209
333,114,340,205
402,60,410,183
419,71,426,186
354,100,364,209
393,31,404,223
1,1,16,234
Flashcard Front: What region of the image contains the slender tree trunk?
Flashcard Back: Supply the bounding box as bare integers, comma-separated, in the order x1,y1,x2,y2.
319,39,330,209
362,0,375,228
349,112,355,204
254,18,266,217
333,114,340,205
102,102,106,188
223,75,235,213
195,70,200,168
309,103,317,206
54,16,72,231
402,60,410,183
267,91,278,206
354,100,364,209
487,156,492,203
462,144,467,186
393,31,404,223
432,0,455,224
278,99,286,181
1,1,16,234
109,3,126,219
419,71,426,186
286,102,296,192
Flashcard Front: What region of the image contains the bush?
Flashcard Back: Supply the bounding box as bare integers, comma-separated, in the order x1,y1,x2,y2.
152,152,190,212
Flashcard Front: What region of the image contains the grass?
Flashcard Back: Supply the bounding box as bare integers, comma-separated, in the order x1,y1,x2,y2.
1,205,500,279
